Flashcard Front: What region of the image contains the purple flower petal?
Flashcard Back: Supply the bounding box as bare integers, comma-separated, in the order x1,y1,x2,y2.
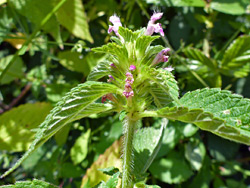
108,15,122,37
129,65,136,71
145,12,164,36
152,48,171,65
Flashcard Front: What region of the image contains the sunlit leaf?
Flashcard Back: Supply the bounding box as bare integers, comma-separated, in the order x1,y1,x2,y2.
0,102,52,152
0,179,58,188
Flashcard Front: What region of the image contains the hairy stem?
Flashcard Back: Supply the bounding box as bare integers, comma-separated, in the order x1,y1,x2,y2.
122,115,137,188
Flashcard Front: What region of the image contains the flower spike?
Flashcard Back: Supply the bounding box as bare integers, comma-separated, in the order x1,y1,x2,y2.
145,12,164,36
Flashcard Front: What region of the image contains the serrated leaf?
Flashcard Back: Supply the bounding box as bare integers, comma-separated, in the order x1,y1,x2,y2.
0,102,52,152
81,139,122,188
149,151,193,184
0,55,24,84
97,172,120,188
221,35,250,77
156,88,250,145
148,68,179,105
183,47,216,70
87,61,110,81
98,167,119,176
1,81,119,178
135,35,159,58
118,27,144,43
58,50,88,74
70,129,91,165
8,0,62,46
133,119,167,177
56,0,93,43
0,179,58,188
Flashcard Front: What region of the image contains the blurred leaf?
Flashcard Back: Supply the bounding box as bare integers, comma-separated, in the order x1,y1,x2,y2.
225,179,247,188
54,124,70,146
98,167,119,176
60,162,83,178
185,139,206,171
134,182,160,188
0,0,6,5
0,55,24,84
183,47,216,70
210,0,249,15
182,123,199,137
186,156,212,188
149,151,193,184
81,139,122,188
221,35,250,77
0,102,52,152
58,50,87,74
133,119,167,177
4,33,26,49
161,0,205,7
70,129,91,165
207,134,239,162
8,0,62,45
46,83,73,104
56,0,93,43
0,179,58,188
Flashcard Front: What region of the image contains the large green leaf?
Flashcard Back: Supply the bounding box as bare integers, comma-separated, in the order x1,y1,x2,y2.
55,0,93,43
1,81,120,178
8,0,62,44
183,47,216,70
161,0,205,7
133,119,167,178
154,88,250,145
87,61,110,81
148,68,179,105
0,102,52,152
221,35,250,77
0,179,58,188
0,55,24,84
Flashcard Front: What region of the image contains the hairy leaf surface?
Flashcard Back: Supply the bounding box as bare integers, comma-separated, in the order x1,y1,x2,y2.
0,179,58,188
156,88,250,145
1,81,119,178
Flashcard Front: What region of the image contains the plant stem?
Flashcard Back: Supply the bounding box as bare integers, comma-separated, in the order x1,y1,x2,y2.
122,115,137,188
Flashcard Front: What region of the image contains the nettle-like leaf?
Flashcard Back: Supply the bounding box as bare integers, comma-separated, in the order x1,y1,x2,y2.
0,179,58,188
133,119,167,179
135,35,160,58
148,68,180,105
221,35,250,77
87,61,110,81
1,81,120,178
154,88,250,145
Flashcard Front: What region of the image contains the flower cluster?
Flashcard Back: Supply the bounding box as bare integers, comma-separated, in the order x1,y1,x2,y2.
145,12,164,36
123,67,135,98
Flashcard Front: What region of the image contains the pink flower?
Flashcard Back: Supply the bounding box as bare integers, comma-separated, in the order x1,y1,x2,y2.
145,12,164,36
123,91,134,98
125,72,134,84
152,48,170,65
110,63,116,68
129,65,136,71
163,66,174,72
107,75,114,82
108,15,122,37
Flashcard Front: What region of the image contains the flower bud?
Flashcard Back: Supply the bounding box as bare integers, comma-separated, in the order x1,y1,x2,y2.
152,48,170,65
129,65,136,71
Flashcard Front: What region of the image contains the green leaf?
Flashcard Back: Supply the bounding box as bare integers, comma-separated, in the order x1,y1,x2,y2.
183,47,216,70
134,182,161,188
221,35,250,77
87,61,110,81
135,35,159,58
97,172,120,188
161,0,205,7
56,0,93,43
0,102,52,152
58,50,87,74
148,68,179,105
1,81,119,178
0,179,58,188
156,88,250,145
210,0,249,15
185,139,206,171
149,151,193,184
133,119,167,178
118,27,144,43
81,139,122,188
0,55,24,84
70,129,91,165
98,167,119,176
8,0,62,45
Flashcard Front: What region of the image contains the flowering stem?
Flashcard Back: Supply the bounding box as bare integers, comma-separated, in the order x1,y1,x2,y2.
122,115,137,188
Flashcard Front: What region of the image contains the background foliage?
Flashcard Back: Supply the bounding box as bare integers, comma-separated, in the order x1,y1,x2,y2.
0,0,250,187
